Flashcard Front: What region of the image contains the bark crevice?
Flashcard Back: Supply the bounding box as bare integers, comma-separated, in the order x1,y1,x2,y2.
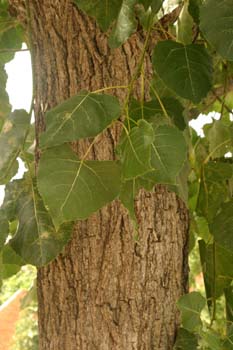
9,1,189,349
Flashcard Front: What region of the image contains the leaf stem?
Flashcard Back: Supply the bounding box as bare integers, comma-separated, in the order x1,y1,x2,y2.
149,82,170,121
92,85,129,94
123,25,153,129
210,242,217,327
203,139,231,164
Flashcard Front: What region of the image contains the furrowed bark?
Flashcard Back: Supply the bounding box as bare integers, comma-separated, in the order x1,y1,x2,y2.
9,1,189,349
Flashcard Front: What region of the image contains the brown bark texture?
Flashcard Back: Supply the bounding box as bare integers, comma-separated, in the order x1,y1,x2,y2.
10,1,189,349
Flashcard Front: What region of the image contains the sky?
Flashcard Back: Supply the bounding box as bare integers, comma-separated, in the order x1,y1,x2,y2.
0,45,32,205
0,44,223,206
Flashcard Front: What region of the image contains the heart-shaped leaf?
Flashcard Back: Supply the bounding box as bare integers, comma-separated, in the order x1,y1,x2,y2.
146,124,187,184
200,0,233,61
38,144,121,228
177,291,205,331
40,91,121,148
152,40,212,103
117,119,154,179
9,177,72,266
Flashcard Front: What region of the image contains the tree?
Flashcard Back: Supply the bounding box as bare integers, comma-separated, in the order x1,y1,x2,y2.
0,0,233,349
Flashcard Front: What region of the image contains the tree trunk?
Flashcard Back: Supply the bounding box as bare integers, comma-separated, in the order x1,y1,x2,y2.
11,1,189,349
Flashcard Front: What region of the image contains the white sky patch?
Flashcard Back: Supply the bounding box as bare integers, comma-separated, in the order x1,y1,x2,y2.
5,44,32,112
0,44,32,205
189,111,221,137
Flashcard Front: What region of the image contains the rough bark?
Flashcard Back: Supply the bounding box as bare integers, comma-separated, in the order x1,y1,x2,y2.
10,1,189,349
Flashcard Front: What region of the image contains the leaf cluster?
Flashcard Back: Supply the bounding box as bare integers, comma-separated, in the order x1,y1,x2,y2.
0,1,233,348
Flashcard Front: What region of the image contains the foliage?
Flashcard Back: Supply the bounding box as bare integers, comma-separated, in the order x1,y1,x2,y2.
0,0,233,348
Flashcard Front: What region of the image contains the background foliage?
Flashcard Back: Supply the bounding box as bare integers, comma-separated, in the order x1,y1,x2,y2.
0,0,233,348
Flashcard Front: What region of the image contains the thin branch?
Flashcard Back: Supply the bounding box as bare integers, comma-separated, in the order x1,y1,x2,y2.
0,48,29,53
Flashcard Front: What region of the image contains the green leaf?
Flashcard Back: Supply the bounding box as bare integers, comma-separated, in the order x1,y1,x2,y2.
200,330,223,350
225,287,233,329
174,328,198,350
0,244,24,279
38,144,121,228
0,65,11,124
194,216,211,243
199,240,233,305
188,0,201,24
0,110,30,184
177,291,205,331
40,91,121,148
109,0,137,48
168,160,189,204
2,244,25,266
73,0,123,31
138,0,163,13
119,180,137,223
0,212,8,251
119,175,154,224
177,2,194,45
0,179,25,221
223,325,233,350
9,177,73,266
117,119,154,179
129,97,186,130
212,201,233,251
0,260,21,280
152,41,213,103
205,120,233,158
197,162,232,221
146,124,187,184
200,0,233,61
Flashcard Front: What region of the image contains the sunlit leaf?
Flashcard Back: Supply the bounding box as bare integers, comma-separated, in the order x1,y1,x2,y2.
117,119,154,179
200,330,223,350
38,144,121,228
177,2,194,45
0,110,30,184
152,41,212,103
40,91,121,149
109,0,137,48
177,291,205,331
200,0,233,61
